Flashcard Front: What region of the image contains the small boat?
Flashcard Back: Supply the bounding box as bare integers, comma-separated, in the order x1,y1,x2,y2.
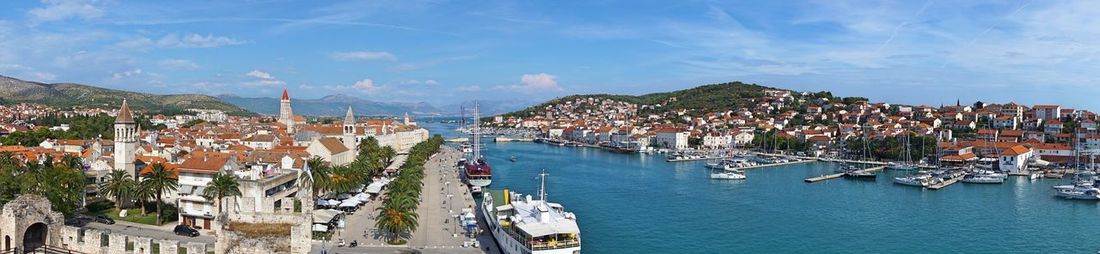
710,171,747,180
1054,186,1100,200
470,185,482,194
1029,172,1041,181
844,170,877,179
960,174,1005,184
893,174,932,187
509,155,518,162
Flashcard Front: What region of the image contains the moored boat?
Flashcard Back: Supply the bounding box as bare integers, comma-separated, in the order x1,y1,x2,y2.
710,171,747,180
482,171,581,254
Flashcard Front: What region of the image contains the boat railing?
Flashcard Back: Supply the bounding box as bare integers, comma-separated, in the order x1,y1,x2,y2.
530,239,581,250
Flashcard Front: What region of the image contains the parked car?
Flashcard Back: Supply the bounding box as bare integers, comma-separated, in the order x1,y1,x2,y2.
94,215,115,225
174,225,199,237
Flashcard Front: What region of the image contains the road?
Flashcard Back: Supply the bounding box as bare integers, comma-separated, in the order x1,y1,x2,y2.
83,220,215,244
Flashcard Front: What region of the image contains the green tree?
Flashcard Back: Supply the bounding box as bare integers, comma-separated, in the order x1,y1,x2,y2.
301,157,332,199
142,163,178,224
102,170,134,209
202,171,242,219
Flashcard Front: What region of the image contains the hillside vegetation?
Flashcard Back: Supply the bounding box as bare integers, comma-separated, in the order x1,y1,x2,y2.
0,75,253,116
503,81,776,117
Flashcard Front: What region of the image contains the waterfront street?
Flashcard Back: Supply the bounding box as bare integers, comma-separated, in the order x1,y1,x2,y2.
312,146,494,254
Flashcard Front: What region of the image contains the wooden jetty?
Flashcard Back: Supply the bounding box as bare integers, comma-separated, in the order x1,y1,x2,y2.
803,166,886,183
741,159,815,170
805,173,845,183
494,137,535,142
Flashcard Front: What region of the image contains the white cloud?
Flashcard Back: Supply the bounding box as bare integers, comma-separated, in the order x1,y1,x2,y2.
157,33,244,48
27,0,105,24
246,70,275,80
111,68,143,79
424,79,438,85
512,73,562,91
317,79,383,94
456,85,480,92
352,79,379,92
244,70,284,86
158,59,199,70
330,51,397,61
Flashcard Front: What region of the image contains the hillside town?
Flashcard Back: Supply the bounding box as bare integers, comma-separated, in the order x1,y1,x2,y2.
0,88,437,253
487,89,1100,174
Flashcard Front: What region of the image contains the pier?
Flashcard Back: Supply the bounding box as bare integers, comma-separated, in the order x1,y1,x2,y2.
445,137,470,143
494,137,535,142
666,156,728,162
803,166,886,183
739,159,815,170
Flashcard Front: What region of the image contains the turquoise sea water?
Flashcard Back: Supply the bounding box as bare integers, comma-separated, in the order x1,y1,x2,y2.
423,123,1100,253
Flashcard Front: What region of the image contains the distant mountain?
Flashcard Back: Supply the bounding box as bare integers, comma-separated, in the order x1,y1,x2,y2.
0,75,253,115
219,94,443,116
502,81,777,117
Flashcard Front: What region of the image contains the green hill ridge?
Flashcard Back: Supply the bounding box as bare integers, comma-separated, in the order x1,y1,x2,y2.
0,75,253,116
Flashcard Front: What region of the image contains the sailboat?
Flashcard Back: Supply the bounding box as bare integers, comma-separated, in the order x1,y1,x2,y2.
462,101,492,187
1053,145,1100,200
888,134,918,171
845,126,877,179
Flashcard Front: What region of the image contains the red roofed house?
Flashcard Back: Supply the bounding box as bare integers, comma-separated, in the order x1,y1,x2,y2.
998,145,1033,173
177,154,239,229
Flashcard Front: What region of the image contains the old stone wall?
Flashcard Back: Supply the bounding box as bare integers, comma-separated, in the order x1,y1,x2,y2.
54,226,211,254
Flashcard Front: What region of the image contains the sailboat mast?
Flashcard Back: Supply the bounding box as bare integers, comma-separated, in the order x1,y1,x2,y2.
539,170,548,201
473,101,481,161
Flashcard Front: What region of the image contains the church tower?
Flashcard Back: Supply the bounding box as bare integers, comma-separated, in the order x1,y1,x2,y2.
403,112,416,126
279,88,295,133
343,106,357,152
114,99,138,176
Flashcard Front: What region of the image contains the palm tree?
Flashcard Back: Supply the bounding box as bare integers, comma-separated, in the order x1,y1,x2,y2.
301,157,331,199
202,171,242,218
142,163,178,224
375,200,418,244
102,170,134,209
131,181,154,215
379,146,397,168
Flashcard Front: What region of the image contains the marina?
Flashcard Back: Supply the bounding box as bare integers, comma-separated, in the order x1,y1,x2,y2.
423,123,1100,254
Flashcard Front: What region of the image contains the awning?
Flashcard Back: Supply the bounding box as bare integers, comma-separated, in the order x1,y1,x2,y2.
312,209,343,223
354,193,370,204
365,182,385,194
338,199,358,208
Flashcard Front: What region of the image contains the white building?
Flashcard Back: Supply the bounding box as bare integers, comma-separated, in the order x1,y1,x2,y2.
655,129,689,150
998,145,1033,173
177,154,239,229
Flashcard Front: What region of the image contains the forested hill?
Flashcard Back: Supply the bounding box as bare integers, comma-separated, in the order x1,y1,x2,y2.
0,75,253,116
502,81,779,117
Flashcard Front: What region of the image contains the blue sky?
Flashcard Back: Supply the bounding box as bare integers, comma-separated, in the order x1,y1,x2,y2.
1,0,1098,110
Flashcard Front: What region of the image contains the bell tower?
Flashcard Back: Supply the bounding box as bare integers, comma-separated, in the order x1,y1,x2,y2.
114,100,137,176
343,106,357,152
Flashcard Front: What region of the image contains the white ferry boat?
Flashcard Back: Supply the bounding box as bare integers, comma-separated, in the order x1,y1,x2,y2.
482,171,581,254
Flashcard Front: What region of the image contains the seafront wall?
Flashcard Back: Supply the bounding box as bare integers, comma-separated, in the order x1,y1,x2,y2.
55,226,211,254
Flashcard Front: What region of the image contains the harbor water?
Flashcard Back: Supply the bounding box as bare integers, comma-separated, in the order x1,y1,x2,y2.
424,122,1100,253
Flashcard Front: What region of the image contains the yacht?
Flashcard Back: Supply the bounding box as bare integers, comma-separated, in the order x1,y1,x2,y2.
482,171,581,254
710,171,747,180
893,174,932,187
463,102,493,187
1054,186,1100,200
960,173,1005,184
